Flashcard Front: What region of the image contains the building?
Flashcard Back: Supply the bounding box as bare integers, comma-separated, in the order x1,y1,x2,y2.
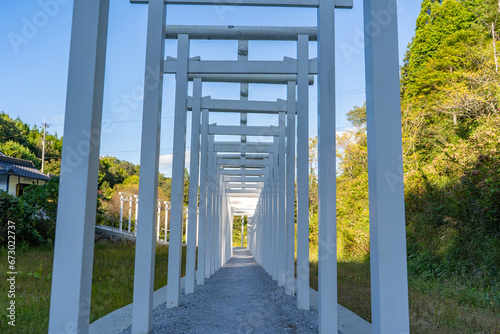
0,152,50,197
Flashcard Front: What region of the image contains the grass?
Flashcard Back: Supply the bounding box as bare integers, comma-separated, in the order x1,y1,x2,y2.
407,275,500,333
308,245,500,333
0,241,186,334
232,230,247,248
2,238,499,333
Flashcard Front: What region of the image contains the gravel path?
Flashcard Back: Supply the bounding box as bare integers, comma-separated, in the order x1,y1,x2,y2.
120,247,320,334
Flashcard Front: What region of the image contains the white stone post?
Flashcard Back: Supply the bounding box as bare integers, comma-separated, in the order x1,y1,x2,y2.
48,1,109,332
198,109,209,284
186,78,202,294
272,138,279,281
157,200,161,240
164,201,168,242
317,0,338,331
278,111,286,286
363,0,410,332
128,195,133,233
285,81,296,296
134,195,139,235
119,192,124,233
206,134,214,278
131,0,166,332
167,33,190,308
296,34,310,310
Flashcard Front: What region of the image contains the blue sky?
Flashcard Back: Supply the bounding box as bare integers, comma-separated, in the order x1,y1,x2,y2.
0,0,422,176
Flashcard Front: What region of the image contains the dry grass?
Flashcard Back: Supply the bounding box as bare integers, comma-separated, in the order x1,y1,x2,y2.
408,276,500,333
309,245,500,333
2,239,498,333
0,241,186,334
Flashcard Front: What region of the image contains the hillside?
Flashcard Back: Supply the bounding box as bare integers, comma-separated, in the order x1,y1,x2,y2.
0,112,62,173
401,0,499,279
309,0,499,285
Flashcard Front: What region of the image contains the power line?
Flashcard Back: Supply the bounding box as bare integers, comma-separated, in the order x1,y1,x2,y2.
100,147,174,155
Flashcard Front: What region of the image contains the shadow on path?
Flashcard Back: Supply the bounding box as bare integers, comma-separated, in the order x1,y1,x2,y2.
121,247,320,334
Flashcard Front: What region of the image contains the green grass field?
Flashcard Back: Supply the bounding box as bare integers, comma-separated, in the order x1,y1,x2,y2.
308,245,500,334
1,240,498,333
0,241,186,334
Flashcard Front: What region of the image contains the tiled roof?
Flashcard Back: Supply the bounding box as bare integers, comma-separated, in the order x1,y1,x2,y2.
0,154,50,181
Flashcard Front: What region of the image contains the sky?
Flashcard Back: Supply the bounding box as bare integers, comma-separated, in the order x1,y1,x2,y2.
0,0,422,176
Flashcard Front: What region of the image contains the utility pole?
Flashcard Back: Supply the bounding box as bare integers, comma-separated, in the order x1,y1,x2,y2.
41,118,50,173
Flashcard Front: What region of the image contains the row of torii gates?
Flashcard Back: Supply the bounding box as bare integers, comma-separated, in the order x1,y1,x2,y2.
48,0,409,333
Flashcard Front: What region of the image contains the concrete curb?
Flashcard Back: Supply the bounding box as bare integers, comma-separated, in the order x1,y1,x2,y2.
308,287,371,334
89,277,186,334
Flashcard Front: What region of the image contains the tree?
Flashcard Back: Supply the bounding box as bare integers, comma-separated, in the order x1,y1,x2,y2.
400,0,500,167
0,140,40,167
337,103,368,179
346,102,366,128
0,112,63,170
0,112,25,142
98,156,139,190
43,159,61,175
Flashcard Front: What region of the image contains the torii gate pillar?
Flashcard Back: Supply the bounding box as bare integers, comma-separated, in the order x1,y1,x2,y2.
364,0,410,333
48,0,110,333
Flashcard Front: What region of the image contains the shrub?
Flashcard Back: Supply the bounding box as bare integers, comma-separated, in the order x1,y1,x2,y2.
0,191,45,246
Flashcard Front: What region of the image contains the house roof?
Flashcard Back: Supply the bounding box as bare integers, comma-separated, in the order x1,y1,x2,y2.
0,153,50,181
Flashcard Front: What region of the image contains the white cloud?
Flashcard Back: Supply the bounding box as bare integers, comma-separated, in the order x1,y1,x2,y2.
159,152,190,177
52,114,65,122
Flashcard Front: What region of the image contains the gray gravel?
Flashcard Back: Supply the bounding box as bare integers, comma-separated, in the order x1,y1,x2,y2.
120,247,320,334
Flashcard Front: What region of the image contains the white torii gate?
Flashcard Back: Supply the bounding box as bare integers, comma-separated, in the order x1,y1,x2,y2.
48,1,410,334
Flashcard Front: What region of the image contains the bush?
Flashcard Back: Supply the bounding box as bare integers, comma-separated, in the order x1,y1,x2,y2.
21,177,59,223
0,177,60,247
20,178,60,243
0,191,45,246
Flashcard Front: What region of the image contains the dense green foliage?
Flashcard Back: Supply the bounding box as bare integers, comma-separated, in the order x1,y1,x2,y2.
402,0,500,281
308,103,370,259
401,0,499,167
21,177,60,224
0,188,56,246
308,0,499,288
99,156,140,193
0,112,62,171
